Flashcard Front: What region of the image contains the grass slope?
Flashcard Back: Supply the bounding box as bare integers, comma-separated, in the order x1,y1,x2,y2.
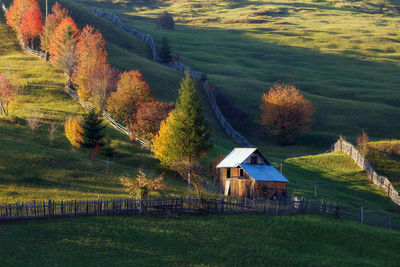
0,214,399,266
285,152,400,216
70,0,400,157
0,16,187,203
365,140,400,191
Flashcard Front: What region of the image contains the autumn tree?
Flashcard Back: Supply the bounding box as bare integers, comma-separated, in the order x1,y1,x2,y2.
79,109,106,158
128,100,174,139
0,73,17,116
41,2,69,52
120,169,166,199
356,130,369,156
107,70,153,124
258,82,315,145
152,72,211,196
5,0,39,32
19,6,43,48
64,116,83,149
91,66,120,110
49,17,80,82
72,25,109,102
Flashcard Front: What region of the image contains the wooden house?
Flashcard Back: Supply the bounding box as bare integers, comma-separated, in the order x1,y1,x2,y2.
216,148,289,199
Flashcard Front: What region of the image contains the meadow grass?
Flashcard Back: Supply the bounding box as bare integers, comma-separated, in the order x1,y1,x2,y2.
69,0,400,157
0,214,399,266
365,140,400,190
285,152,400,216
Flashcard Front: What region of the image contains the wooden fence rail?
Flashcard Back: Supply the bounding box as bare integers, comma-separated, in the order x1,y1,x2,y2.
1,196,398,231
327,137,400,206
0,197,336,220
89,8,252,147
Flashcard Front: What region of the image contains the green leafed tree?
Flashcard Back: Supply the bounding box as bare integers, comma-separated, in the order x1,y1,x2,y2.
159,36,172,64
79,109,106,158
152,71,211,196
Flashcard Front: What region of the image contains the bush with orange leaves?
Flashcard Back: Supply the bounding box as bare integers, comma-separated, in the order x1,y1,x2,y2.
120,169,166,199
64,116,83,149
258,82,315,145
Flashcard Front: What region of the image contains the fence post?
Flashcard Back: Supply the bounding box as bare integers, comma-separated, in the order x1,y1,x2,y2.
360,206,363,223
335,204,339,218
34,201,36,217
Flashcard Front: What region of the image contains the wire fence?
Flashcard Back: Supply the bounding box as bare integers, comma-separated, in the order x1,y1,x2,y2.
89,8,252,147
327,137,400,206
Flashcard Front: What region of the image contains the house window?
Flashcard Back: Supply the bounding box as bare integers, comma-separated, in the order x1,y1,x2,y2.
227,168,231,178
251,156,258,164
240,168,243,177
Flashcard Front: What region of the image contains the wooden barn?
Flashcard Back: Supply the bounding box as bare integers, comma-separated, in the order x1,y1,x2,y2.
217,148,289,199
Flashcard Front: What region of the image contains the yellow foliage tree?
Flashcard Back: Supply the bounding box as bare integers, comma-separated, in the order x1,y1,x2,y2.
120,169,166,199
64,116,83,149
259,82,315,145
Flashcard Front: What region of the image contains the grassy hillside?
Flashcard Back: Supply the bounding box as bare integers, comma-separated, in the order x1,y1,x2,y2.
0,214,399,266
69,0,400,157
365,140,400,191
285,152,400,216
0,14,188,203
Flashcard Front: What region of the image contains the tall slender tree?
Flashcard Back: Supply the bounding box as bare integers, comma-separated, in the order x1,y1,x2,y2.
49,17,80,82
159,36,172,63
79,109,106,158
41,2,69,52
19,6,43,48
152,71,211,196
0,73,17,116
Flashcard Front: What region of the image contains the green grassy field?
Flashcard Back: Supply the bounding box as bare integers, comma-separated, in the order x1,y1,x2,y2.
0,214,399,266
68,0,400,157
365,140,400,190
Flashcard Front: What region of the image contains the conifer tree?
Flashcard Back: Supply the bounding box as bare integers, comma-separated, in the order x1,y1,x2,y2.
79,109,106,158
159,36,172,63
152,71,211,195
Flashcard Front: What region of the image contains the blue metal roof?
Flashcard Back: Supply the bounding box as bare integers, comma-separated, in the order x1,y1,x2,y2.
240,164,289,182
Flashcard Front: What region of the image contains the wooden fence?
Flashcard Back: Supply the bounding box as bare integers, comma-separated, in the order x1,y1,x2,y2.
0,197,337,220
90,8,252,147
1,196,398,231
327,137,400,206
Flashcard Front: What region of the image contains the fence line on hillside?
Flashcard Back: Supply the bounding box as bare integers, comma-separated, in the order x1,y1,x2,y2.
1,196,398,230
0,197,337,220
20,41,47,60
89,8,252,147
327,137,400,206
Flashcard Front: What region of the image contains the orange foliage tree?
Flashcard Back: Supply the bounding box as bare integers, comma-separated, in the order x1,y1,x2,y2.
5,0,39,32
49,17,80,81
107,70,153,124
41,2,69,52
72,25,109,102
0,73,17,116
64,116,83,149
258,82,315,145
128,100,174,139
19,6,43,47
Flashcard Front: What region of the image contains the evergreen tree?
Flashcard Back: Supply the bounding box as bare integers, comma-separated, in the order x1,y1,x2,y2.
79,109,106,157
152,71,211,195
159,36,172,63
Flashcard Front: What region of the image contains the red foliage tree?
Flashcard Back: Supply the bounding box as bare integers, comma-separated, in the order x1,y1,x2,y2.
128,100,174,139
19,6,43,47
0,73,17,116
49,17,80,80
5,0,39,32
41,2,69,51
259,82,315,145
72,25,109,102
107,70,153,124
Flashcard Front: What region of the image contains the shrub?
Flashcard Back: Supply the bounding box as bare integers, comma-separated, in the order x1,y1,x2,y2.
120,169,166,199
156,11,175,30
64,116,83,149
